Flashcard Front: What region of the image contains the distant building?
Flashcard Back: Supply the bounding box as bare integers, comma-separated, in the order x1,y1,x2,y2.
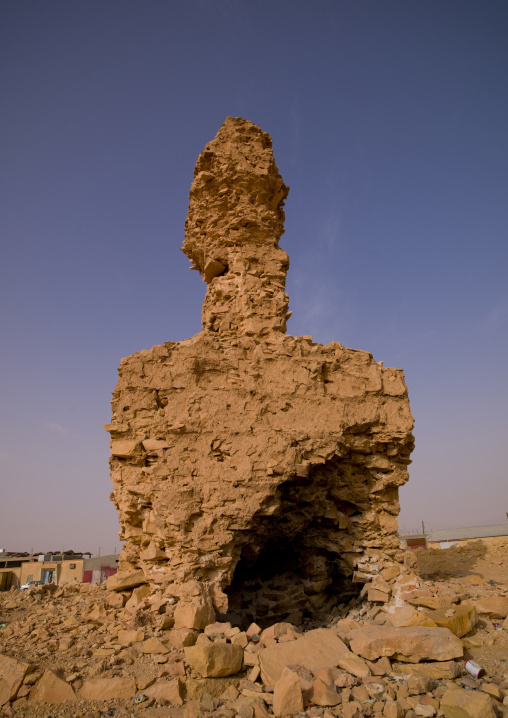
426,524,508,549
398,533,427,549
399,523,508,551
0,551,118,590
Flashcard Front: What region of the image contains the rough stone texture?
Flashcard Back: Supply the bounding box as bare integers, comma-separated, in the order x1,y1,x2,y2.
391,661,462,679
473,596,508,618
107,116,414,623
426,605,478,637
348,625,463,662
440,688,496,718
273,671,304,716
184,643,244,677
259,627,349,685
336,652,371,678
29,669,75,703
144,678,184,705
79,677,136,701
0,654,32,706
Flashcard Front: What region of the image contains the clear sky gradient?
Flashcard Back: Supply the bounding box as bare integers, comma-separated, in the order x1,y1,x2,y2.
1,1,507,555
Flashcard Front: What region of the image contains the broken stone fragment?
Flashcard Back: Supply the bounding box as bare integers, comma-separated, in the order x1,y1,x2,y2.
440,688,496,718
117,628,144,646
481,684,504,701
174,595,215,631
336,651,371,678
309,677,341,707
106,569,146,592
348,625,463,662
272,671,304,716
366,656,392,675
110,439,139,457
231,631,249,648
204,259,227,284
425,605,478,637
141,637,170,654
168,627,199,650
184,643,244,677
391,661,461,679
0,654,33,705
259,627,349,685
29,669,76,703
368,587,392,602
385,698,405,718
342,699,363,718
473,596,508,618
386,605,438,629
144,678,184,705
80,677,136,700
261,622,301,644
107,591,126,609
408,674,433,695
415,705,437,717
125,583,151,611
142,438,170,451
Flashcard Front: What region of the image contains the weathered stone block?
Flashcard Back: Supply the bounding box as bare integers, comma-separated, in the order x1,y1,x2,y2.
184,643,244,678
348,625,463,662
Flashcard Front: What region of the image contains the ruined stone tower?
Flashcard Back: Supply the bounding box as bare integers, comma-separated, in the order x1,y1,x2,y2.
106,117,414,626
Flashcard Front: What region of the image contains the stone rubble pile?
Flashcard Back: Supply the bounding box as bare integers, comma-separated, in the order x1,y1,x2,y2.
1,546,507,718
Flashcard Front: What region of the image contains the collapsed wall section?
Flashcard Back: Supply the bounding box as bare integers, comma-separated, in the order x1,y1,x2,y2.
106,117,414,624
107,332,413,620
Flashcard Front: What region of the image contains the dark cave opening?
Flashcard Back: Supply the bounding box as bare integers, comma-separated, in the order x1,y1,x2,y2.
223,539,359,630
222,461,368,629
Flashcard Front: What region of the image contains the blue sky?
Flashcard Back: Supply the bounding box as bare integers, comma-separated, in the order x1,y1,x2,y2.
1,1,507,554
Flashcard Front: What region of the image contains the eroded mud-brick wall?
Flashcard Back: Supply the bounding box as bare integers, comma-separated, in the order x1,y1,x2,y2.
106,117,414,626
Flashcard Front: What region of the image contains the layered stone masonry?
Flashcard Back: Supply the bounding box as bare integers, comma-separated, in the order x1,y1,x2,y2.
106,117,414,625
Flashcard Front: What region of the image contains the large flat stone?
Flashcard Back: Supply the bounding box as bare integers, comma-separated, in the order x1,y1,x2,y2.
391,661,461,679
259,628,349,685
80,677,136,700
440,688,496,718
348,625,463,662
145,678,183,705
0,654,32,706
106,569,147,592
473,596,508,618
29,670,76,703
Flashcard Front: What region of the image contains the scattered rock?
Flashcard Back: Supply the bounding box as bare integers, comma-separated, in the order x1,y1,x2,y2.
0,654,32,705
273,670,304,716
29,669,76,703
473,596,508,618
440,688,496,718
336,652,371,678
80,677,136,700
392,661,462,679
184,643,244,677
426,605,478,637
259,628,349,685
105,569,146,592
349,625,463,662
144,678,184,704
141,637,170,654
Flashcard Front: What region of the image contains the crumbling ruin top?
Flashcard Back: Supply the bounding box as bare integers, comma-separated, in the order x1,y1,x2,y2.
183,116,290,336
107,117,415,628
